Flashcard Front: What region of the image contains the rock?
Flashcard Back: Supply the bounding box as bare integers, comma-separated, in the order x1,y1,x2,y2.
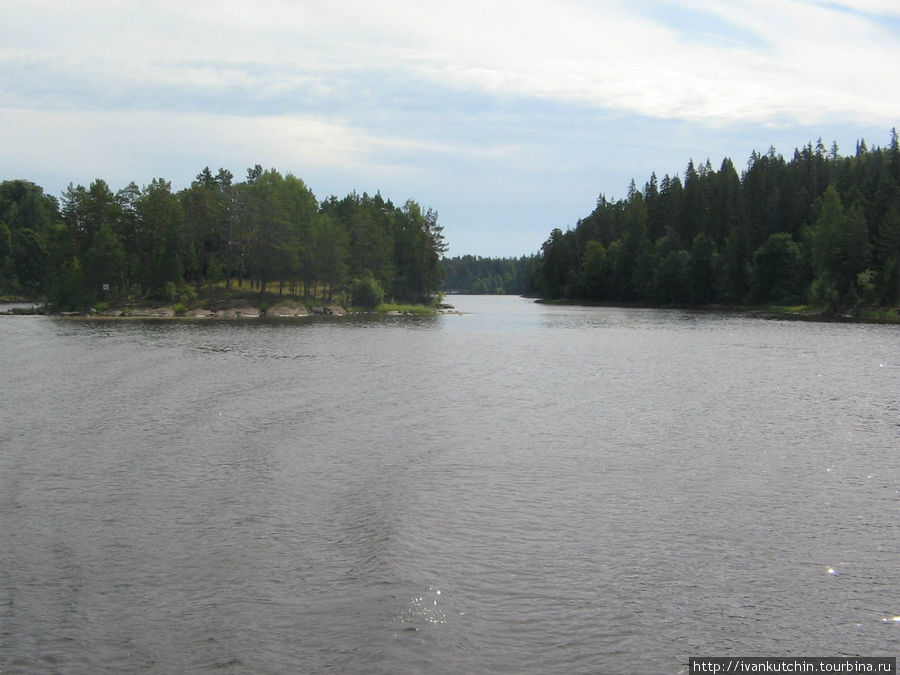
130,306,175,317
265,302,309,317
184,308,214,318
215,306,260,318
309,305,346,316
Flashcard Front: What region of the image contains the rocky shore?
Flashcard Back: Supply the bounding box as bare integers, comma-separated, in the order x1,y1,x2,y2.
80,300,346,319
3,299,459,318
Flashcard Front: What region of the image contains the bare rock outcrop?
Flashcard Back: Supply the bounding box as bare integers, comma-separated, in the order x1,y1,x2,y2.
265,302,309,317
215,306,260,318
129,306,176,318
310,305,346,316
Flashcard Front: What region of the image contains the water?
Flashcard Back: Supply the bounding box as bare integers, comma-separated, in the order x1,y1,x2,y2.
1,296,897,673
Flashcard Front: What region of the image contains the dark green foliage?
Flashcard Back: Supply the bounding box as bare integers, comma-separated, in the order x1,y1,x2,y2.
0,169,445,310
350,274,385,308
319,191,443,303
750,233,804,304
440,255,534,294
540,228,578,299
11,228,48,293
528,130,900,311
689,233,718,304
84,223,127,296
655,249,690,305
580,241,607,299
0,180,57,295
806,186,871,307
137,178,183,298
47,255,87,311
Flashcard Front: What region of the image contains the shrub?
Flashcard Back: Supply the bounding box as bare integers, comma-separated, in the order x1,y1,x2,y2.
350,274,385,309
809,278,839,311
177,284,198,304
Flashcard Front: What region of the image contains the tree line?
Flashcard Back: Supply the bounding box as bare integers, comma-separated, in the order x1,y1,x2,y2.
440,255,538,295
529,131,900,311
0,166,446,309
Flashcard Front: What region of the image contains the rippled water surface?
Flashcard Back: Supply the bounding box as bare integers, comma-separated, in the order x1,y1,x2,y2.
1,296,897,673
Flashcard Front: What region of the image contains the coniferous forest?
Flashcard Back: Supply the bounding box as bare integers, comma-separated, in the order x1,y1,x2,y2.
3,133,899,316
440,255,538,295
527,131,900,312
0,166,446,310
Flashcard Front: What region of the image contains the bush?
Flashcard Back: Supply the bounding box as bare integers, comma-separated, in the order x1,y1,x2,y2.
177,284,198,304
809,278,839,311
350,274,385,308
856,268,877,305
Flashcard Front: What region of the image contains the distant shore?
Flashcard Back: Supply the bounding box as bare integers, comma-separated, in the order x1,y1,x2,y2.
533,298,900,324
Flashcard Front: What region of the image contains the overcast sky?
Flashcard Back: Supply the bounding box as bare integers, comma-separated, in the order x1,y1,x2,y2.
2,0,898,257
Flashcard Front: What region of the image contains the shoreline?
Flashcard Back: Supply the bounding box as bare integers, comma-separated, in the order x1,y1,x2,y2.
1,300,453,319
532,298,900,324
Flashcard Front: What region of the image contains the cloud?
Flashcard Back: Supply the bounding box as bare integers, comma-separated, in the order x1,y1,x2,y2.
4,0,897,128
0,101,529,197
813,0,900,16
1,0,897,256
395,0,899,125
0,107,371,189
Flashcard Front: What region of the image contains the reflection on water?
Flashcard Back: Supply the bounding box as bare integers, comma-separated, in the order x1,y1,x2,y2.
0,296,897,673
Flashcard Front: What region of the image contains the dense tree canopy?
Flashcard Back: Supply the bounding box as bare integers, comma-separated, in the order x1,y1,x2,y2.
528,130,900,310
440,255,538,295
0,168,446,309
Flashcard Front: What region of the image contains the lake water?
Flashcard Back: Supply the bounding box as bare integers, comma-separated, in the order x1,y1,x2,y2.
1,295,897,673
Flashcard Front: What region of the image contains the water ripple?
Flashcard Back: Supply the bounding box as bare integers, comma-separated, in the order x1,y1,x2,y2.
1,297,897,673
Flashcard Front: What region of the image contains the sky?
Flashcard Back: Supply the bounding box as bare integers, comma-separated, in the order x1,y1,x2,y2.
1,1,898,257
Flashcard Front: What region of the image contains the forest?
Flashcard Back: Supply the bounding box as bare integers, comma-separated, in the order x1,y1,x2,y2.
4,132,899,316
528,131,900,312
0,166,446,310
440,255,537,295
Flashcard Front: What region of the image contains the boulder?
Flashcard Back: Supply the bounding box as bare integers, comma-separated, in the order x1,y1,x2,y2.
215,306,260,318
130,306,175,318
265,302,309,317
310,305,346,316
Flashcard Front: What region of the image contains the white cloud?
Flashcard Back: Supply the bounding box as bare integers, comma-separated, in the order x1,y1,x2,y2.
817,0,900,15
0,103,526,196
0,107,370,189
4,0,898,127
1,0,897,256
389,0,899,126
